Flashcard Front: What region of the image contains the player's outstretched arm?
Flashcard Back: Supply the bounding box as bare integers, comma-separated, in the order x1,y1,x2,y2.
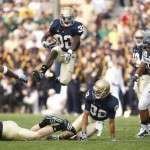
109,118,116,141
0,65,28,83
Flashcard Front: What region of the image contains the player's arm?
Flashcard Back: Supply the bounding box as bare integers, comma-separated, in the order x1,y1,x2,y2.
0,65,28,83
109,118,116,141
128,56,141,68
135,61,146,76
70,35,80,52
41,31,52,42
80,110,90,141
131,62,146,82
82,110,90,132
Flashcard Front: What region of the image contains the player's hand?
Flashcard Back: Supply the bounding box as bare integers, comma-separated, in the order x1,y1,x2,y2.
64,49,73,64
32,70,44,82
42,41,55,49
18,74,28,83
80,131,88,141
131,74,139,82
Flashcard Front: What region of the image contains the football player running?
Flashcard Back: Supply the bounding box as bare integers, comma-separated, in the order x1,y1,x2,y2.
0,65,28,83
46,80,119,141
132,34,150,138
129,30,150,99
32,7,84,85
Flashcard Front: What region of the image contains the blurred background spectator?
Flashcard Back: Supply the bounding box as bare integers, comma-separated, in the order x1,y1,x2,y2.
1,0,148,117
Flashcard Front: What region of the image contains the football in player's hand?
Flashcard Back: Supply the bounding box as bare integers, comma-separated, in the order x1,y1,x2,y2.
47,36,57,45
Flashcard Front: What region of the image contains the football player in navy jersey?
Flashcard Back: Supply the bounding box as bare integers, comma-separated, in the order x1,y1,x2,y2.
132,34,150,138
0,65,28,83
32,7,84,85
129,30,150,99
46,79,119,141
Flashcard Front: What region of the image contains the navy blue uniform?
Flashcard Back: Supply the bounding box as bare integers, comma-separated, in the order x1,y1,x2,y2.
49,19,83,52
84,89,119,121
133,46,148,75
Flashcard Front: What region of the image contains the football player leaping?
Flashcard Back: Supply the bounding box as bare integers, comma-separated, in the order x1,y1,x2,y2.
132,34,150,138
32,7,84,85
46,79,119,141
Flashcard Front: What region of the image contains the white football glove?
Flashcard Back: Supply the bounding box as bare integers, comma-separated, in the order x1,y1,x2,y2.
42,41,56,49
18,74,28,83
64,49,73,64
80,131,88,141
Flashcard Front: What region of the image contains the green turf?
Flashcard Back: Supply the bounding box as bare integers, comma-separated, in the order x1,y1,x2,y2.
0,113,149,150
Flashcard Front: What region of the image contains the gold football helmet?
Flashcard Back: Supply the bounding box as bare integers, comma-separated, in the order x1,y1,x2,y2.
60,7,75,27
93,79,110,99
133,30,146,46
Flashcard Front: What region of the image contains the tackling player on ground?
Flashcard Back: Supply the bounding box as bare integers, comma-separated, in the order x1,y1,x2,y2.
0,116,75,140
32,7,84,85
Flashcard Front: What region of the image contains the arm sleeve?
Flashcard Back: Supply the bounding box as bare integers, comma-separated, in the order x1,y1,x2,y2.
71,22,84,36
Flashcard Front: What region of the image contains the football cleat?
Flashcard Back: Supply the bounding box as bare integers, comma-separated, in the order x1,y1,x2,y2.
62,119,77,135
44,115,64,125
135,124,149,138
32,70,44,82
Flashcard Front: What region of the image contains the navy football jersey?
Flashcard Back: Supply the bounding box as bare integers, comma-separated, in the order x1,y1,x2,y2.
133,46,148,75
49,19,83,52
84,89,119,121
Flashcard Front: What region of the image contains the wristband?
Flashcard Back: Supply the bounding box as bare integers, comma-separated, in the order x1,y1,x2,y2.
2,66,8,74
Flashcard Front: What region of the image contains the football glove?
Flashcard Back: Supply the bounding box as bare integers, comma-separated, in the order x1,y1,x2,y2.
18,74,28,83
131,74,139,82
32,70,44,82
80,131,88,141
64,49,73,64
42,41,56,49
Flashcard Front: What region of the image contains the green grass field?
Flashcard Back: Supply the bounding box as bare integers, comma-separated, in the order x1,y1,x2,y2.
0,113,149,150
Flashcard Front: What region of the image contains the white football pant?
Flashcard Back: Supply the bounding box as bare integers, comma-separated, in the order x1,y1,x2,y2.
52,46,76,85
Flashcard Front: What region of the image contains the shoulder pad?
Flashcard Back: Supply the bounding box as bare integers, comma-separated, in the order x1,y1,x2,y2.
71,21,84,36
108,95,119,111
85,89,93,101
49,19,60,35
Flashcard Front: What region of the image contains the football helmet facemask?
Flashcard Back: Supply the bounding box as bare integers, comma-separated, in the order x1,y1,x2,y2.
93,79,110,99
60,7,75,27
142,35,150,52
133,30,145,47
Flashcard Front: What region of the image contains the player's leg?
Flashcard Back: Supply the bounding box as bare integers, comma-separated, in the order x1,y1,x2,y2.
31,115,64,131
32,46,60,82
2,121,39,141
59,54,76,85
136,83,150,138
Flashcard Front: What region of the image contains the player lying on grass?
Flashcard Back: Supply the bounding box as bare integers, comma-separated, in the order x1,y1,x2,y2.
46,79,119,141
0,115,76,141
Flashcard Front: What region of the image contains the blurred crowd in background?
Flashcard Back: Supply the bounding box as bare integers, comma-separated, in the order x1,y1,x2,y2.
0,0,149,117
